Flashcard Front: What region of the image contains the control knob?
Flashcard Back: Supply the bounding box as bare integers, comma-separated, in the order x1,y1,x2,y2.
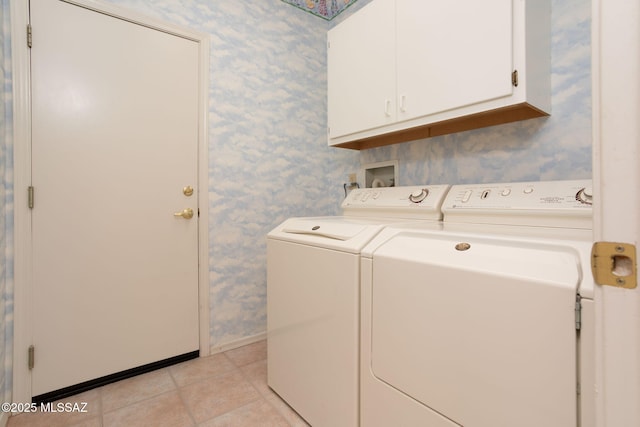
576,187,593,205
409,188,429,203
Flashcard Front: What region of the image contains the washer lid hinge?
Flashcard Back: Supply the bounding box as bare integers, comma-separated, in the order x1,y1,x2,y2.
575,294,582,331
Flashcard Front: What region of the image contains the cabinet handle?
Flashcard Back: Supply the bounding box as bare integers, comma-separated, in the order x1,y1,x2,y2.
400,95,407,113
384,99,392,117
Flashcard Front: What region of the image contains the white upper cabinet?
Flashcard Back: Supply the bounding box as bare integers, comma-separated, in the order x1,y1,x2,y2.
327,0,551,149
396,0,513,120
327,0,396,139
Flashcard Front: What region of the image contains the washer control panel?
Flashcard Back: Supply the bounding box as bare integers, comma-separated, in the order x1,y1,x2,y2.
342,185,450,220
442,179,593,228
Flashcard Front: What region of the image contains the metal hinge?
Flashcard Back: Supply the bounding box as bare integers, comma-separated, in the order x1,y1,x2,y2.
28,345,35,370
28,186,34,209
575,294,582,330
511,69,518,87
27,24,32,48
591,241,637,289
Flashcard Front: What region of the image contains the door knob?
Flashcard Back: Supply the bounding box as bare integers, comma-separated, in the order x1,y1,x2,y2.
174,208,194,219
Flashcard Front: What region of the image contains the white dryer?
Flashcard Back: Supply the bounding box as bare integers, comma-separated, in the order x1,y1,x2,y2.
267,185,449,427
360,180,594,427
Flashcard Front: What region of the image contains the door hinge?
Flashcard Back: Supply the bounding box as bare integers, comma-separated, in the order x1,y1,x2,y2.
575,294,582,331
27,24,32,48
591,241,637,289
511,70,518,87
28,345,35,370
28,186,34,209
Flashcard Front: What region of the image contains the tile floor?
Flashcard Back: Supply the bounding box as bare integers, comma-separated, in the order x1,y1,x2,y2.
7,340,310,427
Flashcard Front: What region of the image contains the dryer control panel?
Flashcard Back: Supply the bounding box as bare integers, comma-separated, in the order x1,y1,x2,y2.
442,179,593,228
342,185,450,220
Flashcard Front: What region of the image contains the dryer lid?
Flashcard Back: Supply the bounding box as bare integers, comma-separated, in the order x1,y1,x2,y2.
369,230,581,426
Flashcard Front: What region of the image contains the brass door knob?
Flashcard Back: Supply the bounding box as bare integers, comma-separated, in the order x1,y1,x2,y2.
174,208,194,219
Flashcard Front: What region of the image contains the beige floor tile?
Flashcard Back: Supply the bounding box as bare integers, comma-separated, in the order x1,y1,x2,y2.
65,418,102,427
169,353,237,387
224,340,267,367
7,388,101,427
7,412,101,427
197,399,289,427
180,370,261,423
101,368,176,412
240,359,270,395
7,339,307,427
7,412,100,427
263,392,311,427
103,390,193,427
241,359,310,426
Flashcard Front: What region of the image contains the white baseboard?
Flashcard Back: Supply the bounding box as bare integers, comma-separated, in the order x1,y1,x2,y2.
209,332,267,355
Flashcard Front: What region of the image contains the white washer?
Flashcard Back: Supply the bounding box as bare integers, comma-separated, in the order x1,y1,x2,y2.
360,180,595,427
267,185,450,427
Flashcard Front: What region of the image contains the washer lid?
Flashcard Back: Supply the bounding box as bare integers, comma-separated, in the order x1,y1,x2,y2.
282,218,370,241
268,216,395,253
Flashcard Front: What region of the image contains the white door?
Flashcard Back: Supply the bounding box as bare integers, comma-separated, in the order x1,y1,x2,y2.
30,0,200,397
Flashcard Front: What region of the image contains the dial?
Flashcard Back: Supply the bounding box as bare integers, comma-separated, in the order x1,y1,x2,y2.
409,188,429,203
576,187,593,205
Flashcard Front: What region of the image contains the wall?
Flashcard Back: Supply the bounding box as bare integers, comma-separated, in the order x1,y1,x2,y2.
333,0,592,185
1,0,13,408
0,0,592,402
19,0,358,350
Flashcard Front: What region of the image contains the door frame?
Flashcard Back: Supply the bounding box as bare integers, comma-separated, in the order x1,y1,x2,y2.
592,0,640,425
10,0,210,403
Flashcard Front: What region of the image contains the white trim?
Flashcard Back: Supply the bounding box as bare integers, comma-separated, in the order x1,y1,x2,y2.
10,0,34,405
209,332,267,355
592,0,640,425
11,0,210,402
197,22,211,360
0,412,8,427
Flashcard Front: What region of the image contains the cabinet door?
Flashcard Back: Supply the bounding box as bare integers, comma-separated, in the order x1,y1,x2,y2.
328,0,396,139
396,0,513,121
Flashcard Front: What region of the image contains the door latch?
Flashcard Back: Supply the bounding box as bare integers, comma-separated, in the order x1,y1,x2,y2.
591,242,637,289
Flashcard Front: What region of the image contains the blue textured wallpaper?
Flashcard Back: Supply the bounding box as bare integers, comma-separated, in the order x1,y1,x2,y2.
1,0,591,401
99,0,360,346
1,0,13,405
